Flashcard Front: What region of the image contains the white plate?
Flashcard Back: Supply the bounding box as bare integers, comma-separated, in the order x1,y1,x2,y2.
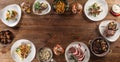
99,20,120,42
11,39,36,62
0,4,21,27
65,42,90,62
84,0,108,21
33,0,51,15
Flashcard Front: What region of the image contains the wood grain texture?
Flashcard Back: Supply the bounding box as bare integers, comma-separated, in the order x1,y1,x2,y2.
0,0,120,62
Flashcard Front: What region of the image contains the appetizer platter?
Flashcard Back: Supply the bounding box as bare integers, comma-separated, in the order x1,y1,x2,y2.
33,0,51,15
99,20,120,42
0,4,21,27
84,0,108,21
11,39,36,62
65,42,90,62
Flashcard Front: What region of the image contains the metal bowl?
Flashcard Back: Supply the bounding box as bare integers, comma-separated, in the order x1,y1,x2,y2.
90,37,110,57
37,47,53,62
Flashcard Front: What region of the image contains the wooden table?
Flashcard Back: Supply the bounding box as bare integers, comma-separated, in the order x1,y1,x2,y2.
0,0,120,62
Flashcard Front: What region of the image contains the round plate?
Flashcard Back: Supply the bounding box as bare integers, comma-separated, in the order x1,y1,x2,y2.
99,20,120,42
11,39,36,62
84,0,108,21
33,0,51,15
0,4,21,27
65,42,90,62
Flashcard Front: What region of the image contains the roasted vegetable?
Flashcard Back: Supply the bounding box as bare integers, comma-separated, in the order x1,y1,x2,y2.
104,21,118,37
53,0,69,14
92,38,108,54
34,1,48,13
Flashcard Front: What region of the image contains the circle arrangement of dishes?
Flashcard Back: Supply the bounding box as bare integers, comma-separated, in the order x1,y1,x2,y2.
0,4,21,27
65,42,90,62
99,20,120,42
84,0,108,21
33,0,51,15
0,0,120,62
90,37,110,57
37,47,53,62
11,39,36,62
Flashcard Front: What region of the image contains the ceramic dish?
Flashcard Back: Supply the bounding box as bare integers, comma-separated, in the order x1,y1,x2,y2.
65,42,90,62
33,0,51,15
99,20,120,42
84,0,108,21
11,39,36,62
0,4,21,27
0,30,14,46
53,0,69,14
89,37,110,57
37,47,53,62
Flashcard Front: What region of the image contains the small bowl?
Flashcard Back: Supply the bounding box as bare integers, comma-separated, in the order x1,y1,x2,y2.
37,47,53,62
53,0,69,14
0,29,14,46
90,37,110,57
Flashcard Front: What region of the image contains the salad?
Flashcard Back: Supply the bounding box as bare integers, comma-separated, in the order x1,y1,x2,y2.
34,1,48,14
6,10,18,21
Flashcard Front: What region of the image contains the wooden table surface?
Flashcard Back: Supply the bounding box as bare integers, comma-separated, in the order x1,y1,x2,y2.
0,0,120,62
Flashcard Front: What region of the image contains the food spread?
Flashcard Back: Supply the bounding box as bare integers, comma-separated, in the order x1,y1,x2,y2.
0,0,119,62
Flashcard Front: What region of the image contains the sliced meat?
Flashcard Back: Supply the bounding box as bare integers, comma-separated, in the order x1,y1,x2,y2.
73,47,79,55
105,29,115,37
69,47,76,53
